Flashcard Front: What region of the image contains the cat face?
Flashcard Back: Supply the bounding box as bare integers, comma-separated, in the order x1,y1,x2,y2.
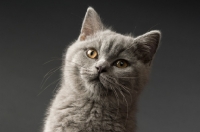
64,7,161,100
77,32,137,95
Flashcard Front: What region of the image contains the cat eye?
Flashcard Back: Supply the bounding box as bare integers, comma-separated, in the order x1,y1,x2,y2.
86,48,98,59
115,59,128,68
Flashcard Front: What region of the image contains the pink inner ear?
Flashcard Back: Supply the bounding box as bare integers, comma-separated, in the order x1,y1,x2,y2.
79,7,103,41
79,33,86,41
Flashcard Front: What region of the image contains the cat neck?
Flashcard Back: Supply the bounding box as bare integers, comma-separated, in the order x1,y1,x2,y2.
52,86,137,132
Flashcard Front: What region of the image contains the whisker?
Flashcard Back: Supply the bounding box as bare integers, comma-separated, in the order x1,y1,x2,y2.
114,86,129,124
65,59,89,70
110,76,133,103
147,23,159,32
107,76,131,91
44,66,61,79
53,80,61,93
81,68,93,72
38,78,61,96
99,78,109,104
80,69,96,76
80,72,96,76
101,75,131,123
40,66,61,89
43,57,62,65
110,85,120,119
102,84,109,103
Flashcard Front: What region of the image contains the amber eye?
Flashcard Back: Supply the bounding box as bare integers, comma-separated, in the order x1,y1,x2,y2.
115,60,128,68
86,49,98,59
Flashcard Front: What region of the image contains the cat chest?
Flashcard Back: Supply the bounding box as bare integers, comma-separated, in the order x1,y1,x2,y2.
59,103,125,132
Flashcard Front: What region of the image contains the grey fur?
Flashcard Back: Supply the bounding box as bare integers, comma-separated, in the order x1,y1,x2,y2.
43,7,161,132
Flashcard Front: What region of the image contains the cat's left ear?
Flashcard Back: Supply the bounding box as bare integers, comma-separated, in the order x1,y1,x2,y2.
134,30,161,64
78,7,104,41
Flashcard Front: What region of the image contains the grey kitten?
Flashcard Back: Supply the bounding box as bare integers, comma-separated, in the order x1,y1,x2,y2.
43,7,161,132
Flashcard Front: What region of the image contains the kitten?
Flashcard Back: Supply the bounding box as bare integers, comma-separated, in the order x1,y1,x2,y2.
43,7,161,132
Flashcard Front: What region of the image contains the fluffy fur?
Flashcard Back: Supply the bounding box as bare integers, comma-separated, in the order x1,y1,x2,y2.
43,7,161,132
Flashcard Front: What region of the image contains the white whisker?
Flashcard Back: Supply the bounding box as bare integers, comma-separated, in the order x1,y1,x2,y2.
38,78,61,96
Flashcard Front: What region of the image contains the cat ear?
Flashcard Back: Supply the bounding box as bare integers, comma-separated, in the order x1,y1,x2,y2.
78,7,104,41
134,30,161,64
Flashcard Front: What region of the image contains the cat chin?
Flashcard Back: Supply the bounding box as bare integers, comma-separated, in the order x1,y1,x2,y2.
85,76,104,88
80,73,109,94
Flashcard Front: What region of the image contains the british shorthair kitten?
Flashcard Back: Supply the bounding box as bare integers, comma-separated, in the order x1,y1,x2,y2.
43,7,161,132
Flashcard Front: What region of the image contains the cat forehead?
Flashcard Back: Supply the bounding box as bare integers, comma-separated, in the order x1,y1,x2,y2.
98,30,133,42
86,30,134,49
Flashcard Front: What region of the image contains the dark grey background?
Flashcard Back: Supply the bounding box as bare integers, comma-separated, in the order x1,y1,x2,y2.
1,1,199,132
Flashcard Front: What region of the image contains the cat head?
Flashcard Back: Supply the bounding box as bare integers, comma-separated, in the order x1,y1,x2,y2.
63,7,161,100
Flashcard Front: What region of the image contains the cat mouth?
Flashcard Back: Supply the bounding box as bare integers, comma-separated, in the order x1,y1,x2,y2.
92,74,107,86
81,69,107,87
91,74,101,82
89,73,104,83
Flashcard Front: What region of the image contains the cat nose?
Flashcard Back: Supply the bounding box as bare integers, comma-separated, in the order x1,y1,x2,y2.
95,59,108,73
95,66,106,73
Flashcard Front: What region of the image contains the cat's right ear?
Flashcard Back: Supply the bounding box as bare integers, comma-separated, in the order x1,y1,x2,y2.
78,7,104,41
134,30,161,64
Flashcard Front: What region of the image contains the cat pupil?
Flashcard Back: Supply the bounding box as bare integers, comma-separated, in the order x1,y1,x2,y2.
120,61,124,66
90,51,94,55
